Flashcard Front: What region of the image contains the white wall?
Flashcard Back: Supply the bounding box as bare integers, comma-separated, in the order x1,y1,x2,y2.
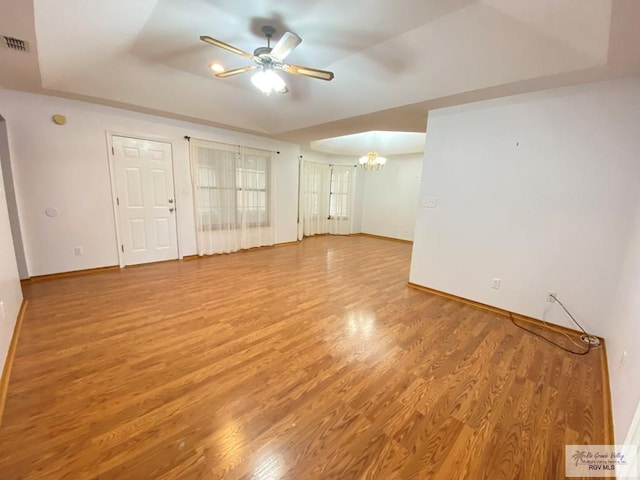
0,117,28,279
411,78,640,335
607,202,640,443
0,89,300,276
410,77,640,441
0,150,23,373
361,153,423,241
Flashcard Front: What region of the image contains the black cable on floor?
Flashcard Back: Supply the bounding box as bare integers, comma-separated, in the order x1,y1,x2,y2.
509,294,593,356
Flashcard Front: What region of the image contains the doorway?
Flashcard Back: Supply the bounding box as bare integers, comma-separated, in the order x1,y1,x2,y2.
111,135,178,266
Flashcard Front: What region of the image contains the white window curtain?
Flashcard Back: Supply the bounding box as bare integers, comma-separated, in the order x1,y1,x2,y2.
299,160,331,238
328,165,352,235
299,161,353,238
190,138,275,255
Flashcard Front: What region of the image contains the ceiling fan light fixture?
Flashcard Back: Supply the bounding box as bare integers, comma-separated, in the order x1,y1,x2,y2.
200,26,334,93
251,68,287,95
209,63,225,73
359,151,387,171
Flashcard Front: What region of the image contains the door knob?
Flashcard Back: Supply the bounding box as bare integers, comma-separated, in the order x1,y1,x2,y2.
168,198,174,203
169,207,175,213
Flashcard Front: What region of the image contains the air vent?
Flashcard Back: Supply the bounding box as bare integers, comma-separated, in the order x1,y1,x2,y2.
2,36,29,52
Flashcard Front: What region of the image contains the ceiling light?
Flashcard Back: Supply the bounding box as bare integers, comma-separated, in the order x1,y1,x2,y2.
359,151,387,171
209,63,225,73
251,68,287,95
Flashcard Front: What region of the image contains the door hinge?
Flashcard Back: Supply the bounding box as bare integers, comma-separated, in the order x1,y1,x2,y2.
112,146,115,155
116,197,120,206
121,245,124,253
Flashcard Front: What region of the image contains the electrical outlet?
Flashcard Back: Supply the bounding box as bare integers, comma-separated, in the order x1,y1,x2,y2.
491,278,501,289
74,246,84,256
546,291,557,303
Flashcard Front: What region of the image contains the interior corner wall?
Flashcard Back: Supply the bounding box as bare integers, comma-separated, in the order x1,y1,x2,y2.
0,147,23,374
606,201,640,443
409,77,640,442
360,153,423,241
410,77,640,337
0,89,300,276
0,116,28,278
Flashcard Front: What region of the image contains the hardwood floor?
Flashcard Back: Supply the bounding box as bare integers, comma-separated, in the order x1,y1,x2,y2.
0,236,608,479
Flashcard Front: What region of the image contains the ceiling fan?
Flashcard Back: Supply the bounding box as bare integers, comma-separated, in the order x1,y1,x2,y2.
200,26,334,95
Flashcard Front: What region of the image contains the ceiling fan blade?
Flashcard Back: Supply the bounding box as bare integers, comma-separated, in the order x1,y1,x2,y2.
215,65,257,78
283,64,334,81
270,31,302,60
200,35,254,60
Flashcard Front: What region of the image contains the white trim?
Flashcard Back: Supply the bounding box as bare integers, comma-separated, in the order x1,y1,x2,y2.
105,132,124,268
625,399,640,446
624,399,640,478
105,131,182,265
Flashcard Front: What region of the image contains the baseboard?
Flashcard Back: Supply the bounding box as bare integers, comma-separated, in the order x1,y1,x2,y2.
353,233,413,244
407,281,613,443
26,242,305,274
624,399,640,446
302,233,332,238
273,240,300,248
22,265,119,283
185,240,303,259
0,299,27,428
299,233,413,244
406,282,602,340
238,241,301,252
600,341,615,444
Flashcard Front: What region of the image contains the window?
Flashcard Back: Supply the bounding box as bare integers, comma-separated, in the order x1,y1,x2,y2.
329,166,351,219
236,153,269,227
300,161,353,237
194,144,271,230
306,168,324,217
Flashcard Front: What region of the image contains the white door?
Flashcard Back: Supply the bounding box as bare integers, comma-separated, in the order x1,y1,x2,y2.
112,136,178,265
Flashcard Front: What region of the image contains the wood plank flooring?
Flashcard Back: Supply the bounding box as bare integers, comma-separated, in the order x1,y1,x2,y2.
0,236,608,479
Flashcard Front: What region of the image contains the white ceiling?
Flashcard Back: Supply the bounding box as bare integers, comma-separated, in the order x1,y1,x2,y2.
311,131,426,156
1,0,640,145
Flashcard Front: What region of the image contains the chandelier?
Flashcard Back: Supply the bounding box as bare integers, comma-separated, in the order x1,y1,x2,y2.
358,151,387,171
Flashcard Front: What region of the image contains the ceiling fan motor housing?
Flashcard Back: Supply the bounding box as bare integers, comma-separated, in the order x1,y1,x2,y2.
253,46,272,57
